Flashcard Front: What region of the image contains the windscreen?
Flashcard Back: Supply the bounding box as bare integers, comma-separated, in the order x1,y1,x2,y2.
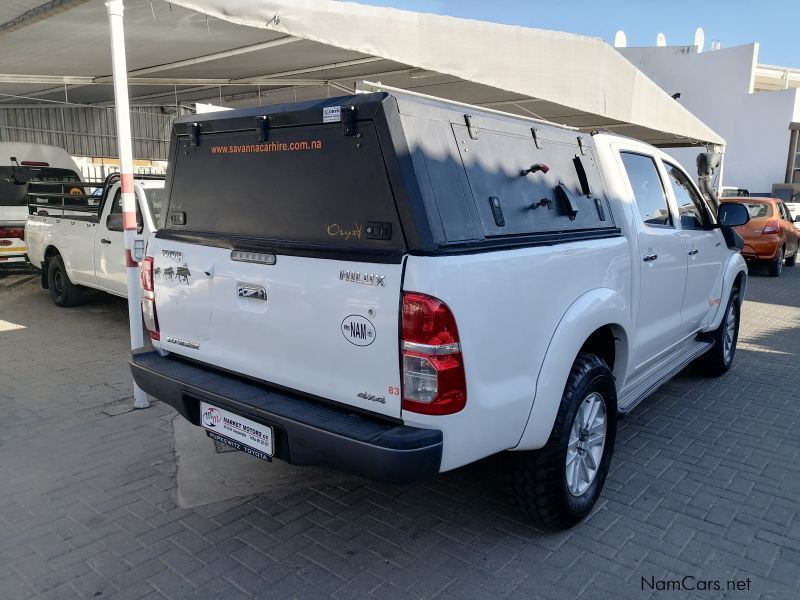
0,167,80,206
165,123,403,251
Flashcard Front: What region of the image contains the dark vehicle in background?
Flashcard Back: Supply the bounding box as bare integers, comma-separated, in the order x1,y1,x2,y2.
722,197,799,276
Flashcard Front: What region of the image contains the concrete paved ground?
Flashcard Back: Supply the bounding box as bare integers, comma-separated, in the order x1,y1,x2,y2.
0,264,799,600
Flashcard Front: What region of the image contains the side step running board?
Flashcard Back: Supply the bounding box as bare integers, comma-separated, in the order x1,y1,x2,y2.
617,340,713,417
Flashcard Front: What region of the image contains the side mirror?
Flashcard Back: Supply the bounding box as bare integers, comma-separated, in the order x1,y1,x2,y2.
794,215,800,223
106,212,124,232
717,202,750,227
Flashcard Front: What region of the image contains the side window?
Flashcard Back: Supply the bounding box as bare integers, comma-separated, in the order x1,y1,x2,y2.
780,202,792,222
108,188,143,230
620,152,673,227
110,189,123,214
664,163,710,229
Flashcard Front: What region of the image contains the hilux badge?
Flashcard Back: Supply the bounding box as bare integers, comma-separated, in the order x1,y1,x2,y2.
339,270,385,287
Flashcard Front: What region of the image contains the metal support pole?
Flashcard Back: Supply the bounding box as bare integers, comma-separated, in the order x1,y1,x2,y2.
106,0,148,409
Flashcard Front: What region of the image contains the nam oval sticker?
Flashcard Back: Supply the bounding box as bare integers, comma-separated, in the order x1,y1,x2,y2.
341,315,376,346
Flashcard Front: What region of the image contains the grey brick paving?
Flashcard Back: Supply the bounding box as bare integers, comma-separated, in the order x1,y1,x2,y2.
1,265,800,599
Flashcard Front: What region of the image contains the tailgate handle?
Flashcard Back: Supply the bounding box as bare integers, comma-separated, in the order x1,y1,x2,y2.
237,283,267,301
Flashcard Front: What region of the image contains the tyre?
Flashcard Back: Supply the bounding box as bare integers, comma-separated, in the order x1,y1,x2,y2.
785,249,796,267
768,246,784,277
695,287,740,377
506,353,617,530
47,255,83,307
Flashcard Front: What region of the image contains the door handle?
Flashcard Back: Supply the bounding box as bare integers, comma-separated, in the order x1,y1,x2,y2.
688,249,699,256
100,238,111,245
642,254,658,262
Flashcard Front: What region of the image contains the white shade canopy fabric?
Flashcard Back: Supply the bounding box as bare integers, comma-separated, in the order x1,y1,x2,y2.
0,0,723,148
165,0,724,147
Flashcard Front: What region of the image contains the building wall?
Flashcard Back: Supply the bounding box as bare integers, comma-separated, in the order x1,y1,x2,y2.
0,105,186,161
620,44,799,195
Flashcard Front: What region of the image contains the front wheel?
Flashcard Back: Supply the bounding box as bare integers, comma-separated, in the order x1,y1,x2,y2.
47,255,83,307
505,353,617,530
696,287,740,376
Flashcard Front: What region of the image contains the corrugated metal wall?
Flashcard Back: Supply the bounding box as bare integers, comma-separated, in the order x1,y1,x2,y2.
0,105,189,159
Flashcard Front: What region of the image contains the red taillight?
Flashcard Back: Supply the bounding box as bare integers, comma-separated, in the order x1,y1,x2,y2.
140,257,159,340
0,227,25,240
401,292,466,415
762,221,780,235
20,161,49,167
140,256,154,292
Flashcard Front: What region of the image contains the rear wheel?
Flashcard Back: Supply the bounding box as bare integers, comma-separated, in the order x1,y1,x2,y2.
696,287,740,376
47,255,83,307
768,246,784,277
505,353,617,530
785,248,796,267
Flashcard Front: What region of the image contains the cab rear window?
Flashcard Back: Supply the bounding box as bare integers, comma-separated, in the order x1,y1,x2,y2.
0,167,80,206
165,124,403,251
741,202,772,219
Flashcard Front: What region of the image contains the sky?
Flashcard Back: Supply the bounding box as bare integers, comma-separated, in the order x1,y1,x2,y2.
360,0,799,68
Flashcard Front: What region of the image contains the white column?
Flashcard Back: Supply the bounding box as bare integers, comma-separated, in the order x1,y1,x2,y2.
106,0,148,409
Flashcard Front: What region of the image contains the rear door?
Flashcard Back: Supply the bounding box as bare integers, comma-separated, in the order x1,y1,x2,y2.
619,151,688,372
152,120,406,418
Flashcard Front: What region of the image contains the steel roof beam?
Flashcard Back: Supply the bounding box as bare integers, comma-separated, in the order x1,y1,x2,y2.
94,36,301,81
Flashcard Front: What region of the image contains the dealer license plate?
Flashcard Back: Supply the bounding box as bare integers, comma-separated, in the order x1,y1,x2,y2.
199,401,274,461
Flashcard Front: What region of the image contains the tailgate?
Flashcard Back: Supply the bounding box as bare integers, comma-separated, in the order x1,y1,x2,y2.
153,245,403,417
151,112,407,418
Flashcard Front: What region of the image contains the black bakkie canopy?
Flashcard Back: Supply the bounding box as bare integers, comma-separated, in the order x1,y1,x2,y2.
160,92,619,263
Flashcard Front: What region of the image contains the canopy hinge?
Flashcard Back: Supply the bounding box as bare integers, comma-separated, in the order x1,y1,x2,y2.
464,114,479,139
577,136,587,156
189,122,202,147
342,105,357,136
531,127,543,149
256,115,270,142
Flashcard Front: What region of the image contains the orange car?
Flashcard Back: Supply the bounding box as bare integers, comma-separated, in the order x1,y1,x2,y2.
722,197,799,276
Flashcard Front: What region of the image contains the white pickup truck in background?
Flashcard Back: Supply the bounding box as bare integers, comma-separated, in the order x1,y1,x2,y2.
131,91,750,529
0,143,83,265
26,174,165,306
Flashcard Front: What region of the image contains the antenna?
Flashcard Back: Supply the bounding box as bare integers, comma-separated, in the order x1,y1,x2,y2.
694,27,705,52
656,32,667,47
614,30,627,48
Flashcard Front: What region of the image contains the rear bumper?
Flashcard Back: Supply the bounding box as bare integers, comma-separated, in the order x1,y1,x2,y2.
130,350,442,484
741,236,781,260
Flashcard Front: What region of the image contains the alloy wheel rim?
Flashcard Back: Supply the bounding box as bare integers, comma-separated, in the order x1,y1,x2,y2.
723,301,736,363
778,249,784,274
566,392,607,496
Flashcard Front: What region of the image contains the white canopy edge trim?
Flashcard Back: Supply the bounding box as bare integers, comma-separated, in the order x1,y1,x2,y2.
164,0,724,146
357,80,578,130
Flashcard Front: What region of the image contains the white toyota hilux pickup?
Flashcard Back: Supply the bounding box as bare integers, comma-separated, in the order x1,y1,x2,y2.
26,174,165,306
131,92,749,529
